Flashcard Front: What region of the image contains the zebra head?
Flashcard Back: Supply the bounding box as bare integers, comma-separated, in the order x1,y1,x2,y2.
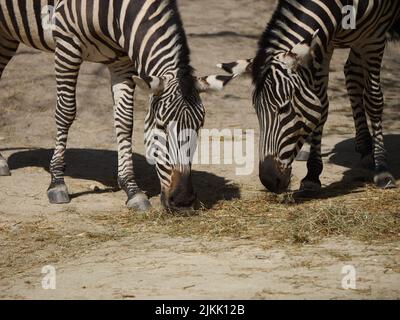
218,32,321,193
134,74,234,209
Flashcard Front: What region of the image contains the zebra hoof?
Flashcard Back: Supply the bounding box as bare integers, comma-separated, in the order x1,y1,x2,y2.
0,161,11,176
296,151,310,162
374,172,397,189
300,180,321,192
47,183,71,204
297,180,321,198
127,193,151,212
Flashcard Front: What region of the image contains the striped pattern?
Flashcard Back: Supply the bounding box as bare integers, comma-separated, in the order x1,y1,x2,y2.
250,0,400,192
0,0,213,209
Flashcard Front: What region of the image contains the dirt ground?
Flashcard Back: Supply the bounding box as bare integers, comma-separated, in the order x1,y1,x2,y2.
1,0,400,299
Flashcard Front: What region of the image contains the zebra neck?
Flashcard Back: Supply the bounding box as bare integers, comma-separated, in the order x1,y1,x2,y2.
120,0,193,81
258,0,345,56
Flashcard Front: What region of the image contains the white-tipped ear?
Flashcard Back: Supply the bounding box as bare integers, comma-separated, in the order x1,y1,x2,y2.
195,75,236,93
282,29,319,71
132,75,165,95
217,59,253,76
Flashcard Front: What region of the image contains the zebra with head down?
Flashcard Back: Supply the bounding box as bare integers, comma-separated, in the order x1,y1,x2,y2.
0,0,234,210
219,0,400,194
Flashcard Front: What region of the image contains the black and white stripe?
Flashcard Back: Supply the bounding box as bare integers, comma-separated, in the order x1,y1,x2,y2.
0,0,232,210
219,0,400,193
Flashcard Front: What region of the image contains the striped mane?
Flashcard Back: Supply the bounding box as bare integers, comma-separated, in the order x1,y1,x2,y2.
252,0,288,87
168,0,195,98
151,0,195,98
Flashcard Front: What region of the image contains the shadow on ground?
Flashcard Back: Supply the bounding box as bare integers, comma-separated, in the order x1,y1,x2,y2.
295,134,400,201
5,148,240,208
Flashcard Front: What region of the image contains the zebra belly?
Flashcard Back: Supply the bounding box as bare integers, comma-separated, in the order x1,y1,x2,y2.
80,41,125,64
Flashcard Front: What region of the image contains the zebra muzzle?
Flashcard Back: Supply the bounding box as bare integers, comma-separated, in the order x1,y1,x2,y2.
161,170,197,209
259,156,292,194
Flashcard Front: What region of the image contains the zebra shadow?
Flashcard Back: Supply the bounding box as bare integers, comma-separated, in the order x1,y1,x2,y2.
6,148,240,209
296,134,400,200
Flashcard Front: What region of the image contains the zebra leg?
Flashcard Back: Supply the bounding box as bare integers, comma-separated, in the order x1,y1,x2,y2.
0,37,20,176
47,43,82,204
109,62,151,211
299,116,328,193
300,51,333,193
344,49,373,168
362,45,396,189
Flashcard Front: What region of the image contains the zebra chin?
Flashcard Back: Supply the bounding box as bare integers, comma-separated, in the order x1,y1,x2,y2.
259,156,292,194
160,170,197,210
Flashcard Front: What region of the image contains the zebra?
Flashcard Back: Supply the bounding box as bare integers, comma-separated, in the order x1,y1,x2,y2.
218,0,400,194
0,0,234,210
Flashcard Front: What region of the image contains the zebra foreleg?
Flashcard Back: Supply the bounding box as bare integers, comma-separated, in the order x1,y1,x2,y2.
47,43,82,204
299,52,332,195
299,124,325,194
363,45,396,189
109,64,151,211
345,49,373,168
0,37,20,176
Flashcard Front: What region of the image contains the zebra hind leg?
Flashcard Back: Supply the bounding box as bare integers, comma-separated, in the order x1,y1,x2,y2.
362,46,396,189
344,49,374,169
109,62,151,212
0,37,20,176
47,43,82,204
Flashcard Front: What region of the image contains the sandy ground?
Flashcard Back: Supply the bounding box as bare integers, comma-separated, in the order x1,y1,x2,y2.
1,0,400,299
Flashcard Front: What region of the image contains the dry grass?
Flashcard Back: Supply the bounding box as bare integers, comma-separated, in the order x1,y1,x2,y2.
103,185,400,245
1,185,399,279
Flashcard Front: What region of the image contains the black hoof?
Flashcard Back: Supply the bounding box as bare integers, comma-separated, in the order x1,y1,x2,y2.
374,172,397,189
127,193,151,212
297,180,321,198
47,183,70,204
0,162,11,176
296,151,310,162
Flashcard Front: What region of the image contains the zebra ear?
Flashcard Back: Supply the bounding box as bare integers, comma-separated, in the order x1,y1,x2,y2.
283,29,319,71
133,75,165,95
216,59,253,76
195,75,236,93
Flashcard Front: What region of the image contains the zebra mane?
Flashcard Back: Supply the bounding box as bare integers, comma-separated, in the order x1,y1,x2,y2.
168,0,196,98
252,0,291,87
